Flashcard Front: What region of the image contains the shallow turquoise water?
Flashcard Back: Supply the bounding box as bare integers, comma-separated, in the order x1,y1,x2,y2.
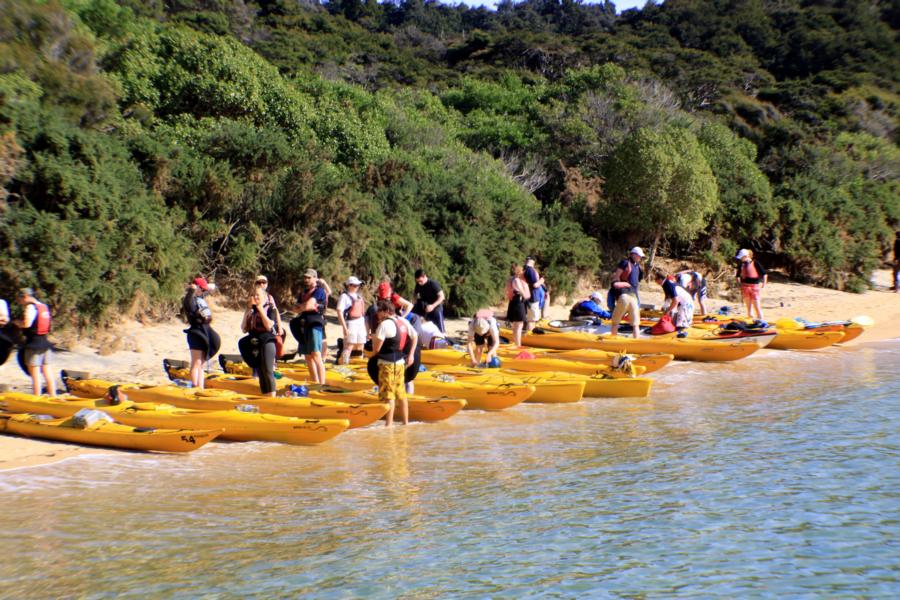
1,342,898,598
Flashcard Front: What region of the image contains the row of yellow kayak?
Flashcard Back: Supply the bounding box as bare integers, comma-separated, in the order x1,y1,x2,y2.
0,314,867,454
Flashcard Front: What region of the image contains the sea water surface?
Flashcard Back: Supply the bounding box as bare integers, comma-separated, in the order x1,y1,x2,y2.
1,341,898,598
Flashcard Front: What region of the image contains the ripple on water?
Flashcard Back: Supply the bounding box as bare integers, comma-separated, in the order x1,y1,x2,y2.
1,344,898,598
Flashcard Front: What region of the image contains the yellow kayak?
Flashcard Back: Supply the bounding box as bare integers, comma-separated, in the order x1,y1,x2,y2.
427,366,653,398
766,329,845,350
1,391,349,445
414,370,584,403
419,347,646,378
65,375,388,429
531,349,674,374
320,368,534,411
161,366,466,423
0,412,220,453
499,328,760,362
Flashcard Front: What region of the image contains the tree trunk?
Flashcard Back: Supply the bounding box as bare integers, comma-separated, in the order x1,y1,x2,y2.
648,232,661,273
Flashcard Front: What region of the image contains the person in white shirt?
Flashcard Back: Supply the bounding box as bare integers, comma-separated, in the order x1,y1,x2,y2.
336,276,367,364
467,310,500,367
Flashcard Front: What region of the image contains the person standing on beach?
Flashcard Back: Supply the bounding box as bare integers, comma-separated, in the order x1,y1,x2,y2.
366,278,413,337
371,300,417,426
736,249,767,319
413,269,446,332
291,269,327,384
893,232,899,293
506,264,531,346
609,247,645,339
255,275,285,346
336,276,366,365
15,288,55,396
675,269,709,315
182,277,220,389
0,297,10,366
523,257,545,330
240,286,279,397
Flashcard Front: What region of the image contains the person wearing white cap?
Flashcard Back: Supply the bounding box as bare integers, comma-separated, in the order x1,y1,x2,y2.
735,249,767,319
608,247,645,338
336,276,367,365
568,291,612,321
467,309,500,367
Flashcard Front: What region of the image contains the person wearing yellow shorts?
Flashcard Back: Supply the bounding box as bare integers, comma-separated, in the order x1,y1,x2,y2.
371,299,418,426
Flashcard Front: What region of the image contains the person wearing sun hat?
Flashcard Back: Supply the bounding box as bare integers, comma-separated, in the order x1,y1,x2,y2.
336,276,367,364
609,246,645,338
467,308,500,367
568,291,612,321
735,249,767,320
182,276,221,389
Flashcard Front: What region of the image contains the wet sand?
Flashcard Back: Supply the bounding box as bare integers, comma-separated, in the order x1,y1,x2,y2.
2,270,898,471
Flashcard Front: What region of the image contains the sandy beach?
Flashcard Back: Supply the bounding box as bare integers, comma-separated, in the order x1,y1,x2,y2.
2,270,898,471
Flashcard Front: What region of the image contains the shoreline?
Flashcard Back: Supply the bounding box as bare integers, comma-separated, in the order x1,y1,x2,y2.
2,271,898,473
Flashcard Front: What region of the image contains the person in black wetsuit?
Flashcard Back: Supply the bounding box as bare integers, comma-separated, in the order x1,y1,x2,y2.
182,277,220,389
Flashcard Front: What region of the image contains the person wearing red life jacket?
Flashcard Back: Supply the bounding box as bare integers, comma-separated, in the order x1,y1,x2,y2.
609,247,645,339
15,288,55,396
371,299,418,427
336,276,367,365
735,249,767,320
365,279,413,337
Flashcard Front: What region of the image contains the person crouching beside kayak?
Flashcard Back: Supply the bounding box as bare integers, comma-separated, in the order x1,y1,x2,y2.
609,247,645,339
505,264,531,347
371,300,418,427
675,269,708,315
467,309,500,367
183,277,220,389
735,249,767,320
240,286,278,397
15,288,55,396
653,269,694,336
569,292,611,321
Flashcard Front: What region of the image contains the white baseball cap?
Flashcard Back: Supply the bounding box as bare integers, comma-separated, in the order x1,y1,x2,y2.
345,276,362,286
590,291,602,302
735,249,750,260
474,318,491,335
629,247,645,258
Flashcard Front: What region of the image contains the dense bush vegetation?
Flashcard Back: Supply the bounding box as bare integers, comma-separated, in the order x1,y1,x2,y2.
0,0,896,326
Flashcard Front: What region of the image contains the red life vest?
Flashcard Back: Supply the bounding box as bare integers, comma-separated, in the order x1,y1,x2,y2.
29,301,51,336
619,261,633,282
741,261,759,280
343,293,365,320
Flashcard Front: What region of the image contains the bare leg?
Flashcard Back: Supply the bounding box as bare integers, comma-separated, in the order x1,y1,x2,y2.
27,365,40,396
41,364,56,396
190,349,205,389
512,322,523,346
753,296,764,321
630,310,640,339
311,352,326,383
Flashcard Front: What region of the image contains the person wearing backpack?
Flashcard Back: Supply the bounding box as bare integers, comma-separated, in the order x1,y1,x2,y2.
371,299,418,427
15,288,55,396
608,247,645,339
290,269,328,384
336,276,367,365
